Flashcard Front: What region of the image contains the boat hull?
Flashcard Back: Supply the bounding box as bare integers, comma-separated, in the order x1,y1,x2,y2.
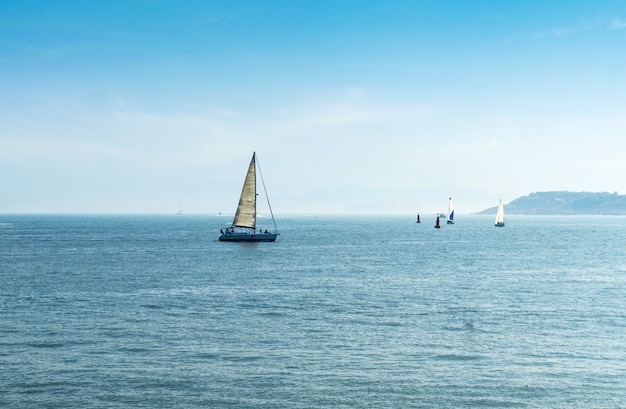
219,232,278,242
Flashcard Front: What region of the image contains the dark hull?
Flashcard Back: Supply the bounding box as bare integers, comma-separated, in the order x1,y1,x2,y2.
219,232,278,242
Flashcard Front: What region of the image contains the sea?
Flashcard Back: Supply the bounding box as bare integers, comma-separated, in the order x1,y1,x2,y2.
1,214,626,408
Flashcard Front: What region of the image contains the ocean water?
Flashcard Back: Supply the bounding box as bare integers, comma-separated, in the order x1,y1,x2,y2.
1,214,626,408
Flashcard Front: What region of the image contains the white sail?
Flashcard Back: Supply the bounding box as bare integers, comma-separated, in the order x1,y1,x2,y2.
447,198,455,224
232,153,257,229
495,199,505,226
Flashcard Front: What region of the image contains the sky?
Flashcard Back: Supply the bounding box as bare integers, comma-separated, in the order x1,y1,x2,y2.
1,0,626,215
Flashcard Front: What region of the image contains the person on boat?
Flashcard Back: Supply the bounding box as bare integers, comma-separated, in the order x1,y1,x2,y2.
220,229,224,234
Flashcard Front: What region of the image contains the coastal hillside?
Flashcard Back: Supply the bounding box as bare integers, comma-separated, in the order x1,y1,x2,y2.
478,191,626,215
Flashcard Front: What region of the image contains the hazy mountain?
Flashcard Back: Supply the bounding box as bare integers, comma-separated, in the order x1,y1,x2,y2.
477,191,626,215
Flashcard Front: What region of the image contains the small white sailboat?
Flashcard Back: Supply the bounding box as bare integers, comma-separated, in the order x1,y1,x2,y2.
446,198,455,224
219,152,279,242
494,199,505,227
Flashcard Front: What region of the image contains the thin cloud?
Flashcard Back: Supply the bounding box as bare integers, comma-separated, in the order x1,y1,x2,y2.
273,90,429,131
536,17,626,38
0,100,252,169
609,18,626,30
535,13,626,38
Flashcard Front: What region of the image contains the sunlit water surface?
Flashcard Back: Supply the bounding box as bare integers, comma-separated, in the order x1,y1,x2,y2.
2,215,625,408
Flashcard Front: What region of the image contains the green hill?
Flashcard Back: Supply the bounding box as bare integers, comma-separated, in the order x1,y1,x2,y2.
478,191,626,215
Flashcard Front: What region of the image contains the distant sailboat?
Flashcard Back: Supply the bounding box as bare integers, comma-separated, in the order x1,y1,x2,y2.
494,199,505,227
435,213,441,229
416,212,421,223
219,152,279,242
447,198,455,224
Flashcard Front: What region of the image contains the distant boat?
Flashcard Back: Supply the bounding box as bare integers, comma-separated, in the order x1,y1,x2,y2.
416,212,421,223
494,199,505,227
219,152,279,242
435,213,441,229
447,198,455,224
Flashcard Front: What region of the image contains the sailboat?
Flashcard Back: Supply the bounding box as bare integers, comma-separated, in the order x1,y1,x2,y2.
416,213,421,223
219,152,279,242
494,199,505,227
446,198,455,224
435,213,441,229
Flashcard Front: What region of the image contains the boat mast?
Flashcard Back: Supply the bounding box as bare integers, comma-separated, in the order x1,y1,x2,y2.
255,154,278,233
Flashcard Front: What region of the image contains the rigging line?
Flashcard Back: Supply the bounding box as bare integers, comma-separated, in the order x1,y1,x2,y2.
255,155,279,233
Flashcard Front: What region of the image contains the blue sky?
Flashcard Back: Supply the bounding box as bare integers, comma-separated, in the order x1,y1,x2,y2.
1,0,626,214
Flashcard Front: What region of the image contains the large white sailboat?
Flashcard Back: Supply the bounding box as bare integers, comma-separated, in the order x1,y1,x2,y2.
494,199,505,227
446,198,455,224
219,153,279,242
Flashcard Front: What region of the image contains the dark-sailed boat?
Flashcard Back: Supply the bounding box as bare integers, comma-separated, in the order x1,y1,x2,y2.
435,213,441,229
219,152,279,242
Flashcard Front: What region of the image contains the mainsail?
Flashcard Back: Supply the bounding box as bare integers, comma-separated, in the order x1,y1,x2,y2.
447,198,455,224
495,199,505,226
232,153,257,229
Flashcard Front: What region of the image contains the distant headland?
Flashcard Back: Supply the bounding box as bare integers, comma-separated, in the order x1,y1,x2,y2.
478,191,626,215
